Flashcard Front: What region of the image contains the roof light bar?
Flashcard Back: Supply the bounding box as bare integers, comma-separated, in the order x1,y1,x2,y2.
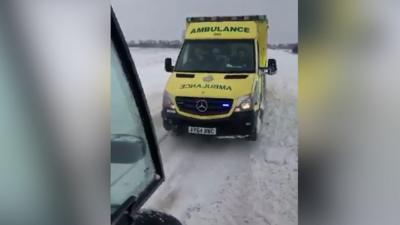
186,15,268,23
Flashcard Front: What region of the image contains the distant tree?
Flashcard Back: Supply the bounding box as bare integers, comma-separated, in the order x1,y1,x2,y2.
128,40,136,47
130,39,182,48
292,45,298,54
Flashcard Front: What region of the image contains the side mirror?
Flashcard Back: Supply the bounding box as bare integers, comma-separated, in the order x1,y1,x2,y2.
111,134,145,164
259,66,268,76
267,58,277,75
165,58,174,72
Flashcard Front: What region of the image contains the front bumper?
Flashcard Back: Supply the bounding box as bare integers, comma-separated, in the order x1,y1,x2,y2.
162,109,256,136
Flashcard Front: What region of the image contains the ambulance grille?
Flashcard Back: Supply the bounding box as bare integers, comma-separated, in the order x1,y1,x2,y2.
175,97,233,116
176,73,195,78
224,75,248,79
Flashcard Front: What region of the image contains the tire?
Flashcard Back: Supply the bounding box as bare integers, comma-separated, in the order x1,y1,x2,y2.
132,210,182,225
172,127,184,136
163,120,172,131
246,111,261,141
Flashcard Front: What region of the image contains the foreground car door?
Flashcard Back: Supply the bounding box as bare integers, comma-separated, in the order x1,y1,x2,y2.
111,9,164,225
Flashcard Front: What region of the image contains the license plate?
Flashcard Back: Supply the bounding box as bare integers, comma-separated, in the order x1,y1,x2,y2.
188,126,217,135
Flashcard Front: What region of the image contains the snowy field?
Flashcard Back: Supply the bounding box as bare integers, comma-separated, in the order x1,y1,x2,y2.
130,47,298,225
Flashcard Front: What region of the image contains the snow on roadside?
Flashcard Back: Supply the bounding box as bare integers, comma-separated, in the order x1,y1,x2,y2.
130,47,179,113
130,47,180,140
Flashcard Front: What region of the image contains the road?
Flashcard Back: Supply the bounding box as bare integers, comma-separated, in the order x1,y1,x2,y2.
131,47,298,225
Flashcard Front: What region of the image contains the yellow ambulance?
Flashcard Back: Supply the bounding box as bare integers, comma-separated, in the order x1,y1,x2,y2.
162,15,277,141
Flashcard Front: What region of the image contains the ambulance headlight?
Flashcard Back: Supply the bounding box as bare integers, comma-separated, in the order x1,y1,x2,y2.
235,95,253,112
163,91,175,109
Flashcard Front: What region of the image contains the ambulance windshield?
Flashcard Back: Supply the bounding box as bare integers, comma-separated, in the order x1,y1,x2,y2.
175,40,255,73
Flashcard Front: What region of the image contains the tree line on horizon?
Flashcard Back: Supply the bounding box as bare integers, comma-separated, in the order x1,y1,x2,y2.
128,39,298,53
128,40,182,48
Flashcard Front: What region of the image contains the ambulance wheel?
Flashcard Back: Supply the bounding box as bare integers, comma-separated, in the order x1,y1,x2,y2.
247,111,261,141
172,127,183,136
163,120,172,131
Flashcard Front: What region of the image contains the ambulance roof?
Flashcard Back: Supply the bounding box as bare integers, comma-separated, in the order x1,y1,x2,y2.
185,15,267,40
186,15,268,23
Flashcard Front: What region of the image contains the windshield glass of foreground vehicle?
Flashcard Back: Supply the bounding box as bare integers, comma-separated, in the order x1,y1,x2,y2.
111,43,156,212
175,40,255,73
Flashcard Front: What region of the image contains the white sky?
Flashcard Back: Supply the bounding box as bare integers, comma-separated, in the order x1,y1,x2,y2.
112,0,298,44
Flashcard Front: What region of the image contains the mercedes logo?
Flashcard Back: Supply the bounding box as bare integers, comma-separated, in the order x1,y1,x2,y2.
195,100,208,112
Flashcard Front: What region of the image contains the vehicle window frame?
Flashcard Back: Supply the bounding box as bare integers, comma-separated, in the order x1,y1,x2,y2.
111,8,164,224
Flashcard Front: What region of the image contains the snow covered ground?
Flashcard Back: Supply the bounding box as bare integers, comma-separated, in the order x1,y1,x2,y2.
130,47,298,225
